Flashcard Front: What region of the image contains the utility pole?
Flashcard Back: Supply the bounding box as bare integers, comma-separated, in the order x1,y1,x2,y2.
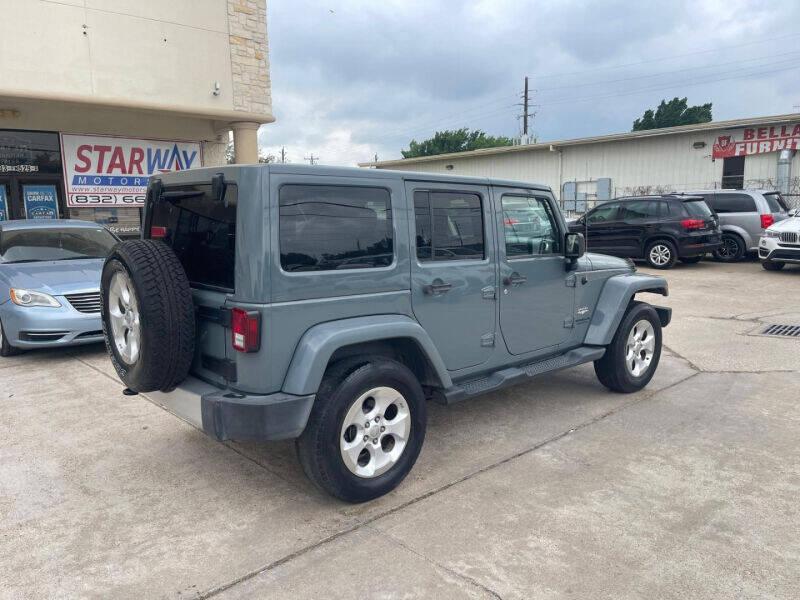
523,76,529,138
280,146,287,164
304,154,319,165
373,153,379,163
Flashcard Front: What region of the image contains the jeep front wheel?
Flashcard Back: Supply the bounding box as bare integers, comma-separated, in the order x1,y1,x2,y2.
594,301,662,393
296,358,427,502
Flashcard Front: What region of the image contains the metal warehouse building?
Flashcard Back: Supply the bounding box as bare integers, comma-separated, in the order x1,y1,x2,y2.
363,113,800,211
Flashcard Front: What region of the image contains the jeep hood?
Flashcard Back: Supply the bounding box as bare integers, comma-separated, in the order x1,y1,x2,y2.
585,252,633,272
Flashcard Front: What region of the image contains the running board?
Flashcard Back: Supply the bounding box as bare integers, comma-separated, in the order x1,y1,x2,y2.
440,346,606,404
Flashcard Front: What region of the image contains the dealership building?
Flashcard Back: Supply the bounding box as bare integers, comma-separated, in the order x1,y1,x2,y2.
364,112,800,211
0,0,273,236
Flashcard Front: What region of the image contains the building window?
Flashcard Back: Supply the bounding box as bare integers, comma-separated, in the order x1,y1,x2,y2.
722,156,745,190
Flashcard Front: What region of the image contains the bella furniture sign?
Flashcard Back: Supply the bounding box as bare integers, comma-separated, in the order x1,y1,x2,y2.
712,124,800,159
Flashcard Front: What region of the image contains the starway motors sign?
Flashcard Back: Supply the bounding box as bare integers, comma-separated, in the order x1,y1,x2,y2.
712,123,800,159
60,134,202,207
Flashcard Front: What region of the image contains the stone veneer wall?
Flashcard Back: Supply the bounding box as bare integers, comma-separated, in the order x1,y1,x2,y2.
226,0,272,116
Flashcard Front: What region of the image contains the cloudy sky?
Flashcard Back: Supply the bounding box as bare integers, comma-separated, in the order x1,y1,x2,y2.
258,0,800,166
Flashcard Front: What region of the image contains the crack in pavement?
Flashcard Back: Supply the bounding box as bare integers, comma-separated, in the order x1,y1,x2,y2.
369,523,505,600
197,370,703,599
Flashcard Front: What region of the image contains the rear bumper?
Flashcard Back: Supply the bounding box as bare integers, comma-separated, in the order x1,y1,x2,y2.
146,376,315,441
677,235,721,257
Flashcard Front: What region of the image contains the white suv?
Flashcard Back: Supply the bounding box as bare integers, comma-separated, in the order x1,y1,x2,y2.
759,209,800,271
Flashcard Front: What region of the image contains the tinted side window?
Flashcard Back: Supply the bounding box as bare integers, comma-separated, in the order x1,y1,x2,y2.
708,193,756,213
502,195,560,257
415,191,484,261
682,200,713,218
586,202,620,224
150,184,237,290
621,200,659,220
279,185,393,272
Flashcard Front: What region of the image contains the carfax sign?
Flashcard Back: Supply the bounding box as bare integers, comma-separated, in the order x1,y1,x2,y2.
712,123,800,159
23,185,59,219
60,134,202,207
0,187,8,221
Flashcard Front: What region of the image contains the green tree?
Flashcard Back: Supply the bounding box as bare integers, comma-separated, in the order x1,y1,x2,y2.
632,97,712,131
402,128,514,158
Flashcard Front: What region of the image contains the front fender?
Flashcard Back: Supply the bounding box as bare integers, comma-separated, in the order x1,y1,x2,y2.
282,314,452,395
584,273,668,346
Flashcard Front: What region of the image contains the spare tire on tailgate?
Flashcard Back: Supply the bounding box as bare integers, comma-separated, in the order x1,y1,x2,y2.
101,240,195,393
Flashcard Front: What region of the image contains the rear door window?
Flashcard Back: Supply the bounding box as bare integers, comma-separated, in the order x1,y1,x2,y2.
149,184,237,291
621,200,659,221
414,191,484,261
279,185,393,271
586,202,620,224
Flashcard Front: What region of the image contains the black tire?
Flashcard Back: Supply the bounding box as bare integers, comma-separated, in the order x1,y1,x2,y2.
679,256,703,264
0,319,22,357
762,260,785,271
713,233,745,262
296,357,427,503
645,240,678,269
594,301,662,393
101,240,195,393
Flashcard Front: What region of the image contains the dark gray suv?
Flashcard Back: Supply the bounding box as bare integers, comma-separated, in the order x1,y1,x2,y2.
100,165,671,502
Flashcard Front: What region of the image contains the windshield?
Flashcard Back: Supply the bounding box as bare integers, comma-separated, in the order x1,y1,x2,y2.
682,200,713,218
763,192,788,213
0,227,118,263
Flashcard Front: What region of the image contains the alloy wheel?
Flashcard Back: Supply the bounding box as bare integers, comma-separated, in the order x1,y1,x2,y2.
649,244,672,267
339,386,411,478
108,270,141,364
625,319,656,377
718,237,740,258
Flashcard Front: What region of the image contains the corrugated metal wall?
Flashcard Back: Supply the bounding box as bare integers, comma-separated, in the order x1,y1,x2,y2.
379,125,800,202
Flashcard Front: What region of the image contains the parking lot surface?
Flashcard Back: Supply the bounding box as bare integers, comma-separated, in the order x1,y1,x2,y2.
2,260,799,599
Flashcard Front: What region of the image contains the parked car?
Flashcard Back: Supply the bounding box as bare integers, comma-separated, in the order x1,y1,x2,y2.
568,195,721,269
679,189,790,262
759,209,800,270
99,165,671,502
0,220,117,357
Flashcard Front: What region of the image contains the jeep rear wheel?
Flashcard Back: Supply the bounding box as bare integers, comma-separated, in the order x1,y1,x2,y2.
101,240,195,393
594,301,662,393
296,358,427,502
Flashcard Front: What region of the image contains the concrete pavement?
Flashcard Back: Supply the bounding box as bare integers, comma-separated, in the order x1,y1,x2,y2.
1,260,798,599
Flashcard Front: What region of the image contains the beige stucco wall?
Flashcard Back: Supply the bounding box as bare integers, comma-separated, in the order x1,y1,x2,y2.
0,0,272,122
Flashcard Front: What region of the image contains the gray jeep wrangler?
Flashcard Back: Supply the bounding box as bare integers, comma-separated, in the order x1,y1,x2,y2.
100,165,670,502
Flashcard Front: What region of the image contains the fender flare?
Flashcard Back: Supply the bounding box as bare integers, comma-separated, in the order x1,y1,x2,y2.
282,314,452,395
584,273,669,346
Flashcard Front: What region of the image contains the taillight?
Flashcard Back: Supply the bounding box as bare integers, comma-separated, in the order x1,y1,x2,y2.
150,225,168,239
231,308,261,353
681,218,704,231
761,214,774,229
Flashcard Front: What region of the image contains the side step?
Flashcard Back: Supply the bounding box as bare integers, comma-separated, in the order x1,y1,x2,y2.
440,346,605,404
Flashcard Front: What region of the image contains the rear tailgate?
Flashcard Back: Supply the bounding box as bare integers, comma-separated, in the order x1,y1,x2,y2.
146,181,238,387
681,197,718,231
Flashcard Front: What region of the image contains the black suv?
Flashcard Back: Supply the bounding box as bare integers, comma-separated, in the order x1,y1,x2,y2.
568,195,721,269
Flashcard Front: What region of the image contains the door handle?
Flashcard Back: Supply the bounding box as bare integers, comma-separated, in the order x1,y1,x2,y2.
423,279,453,295
503,272,527,286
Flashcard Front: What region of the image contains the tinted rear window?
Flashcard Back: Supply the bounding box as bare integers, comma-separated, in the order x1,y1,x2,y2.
279,185,393,272
150,184,237,291
682,200,713,218
706,193,756,213
763,192,787,213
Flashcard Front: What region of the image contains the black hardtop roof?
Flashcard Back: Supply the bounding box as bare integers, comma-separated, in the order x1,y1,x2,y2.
156,163,552,193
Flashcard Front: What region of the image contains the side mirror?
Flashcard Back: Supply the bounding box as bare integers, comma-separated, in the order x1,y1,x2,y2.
565,232,585,270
